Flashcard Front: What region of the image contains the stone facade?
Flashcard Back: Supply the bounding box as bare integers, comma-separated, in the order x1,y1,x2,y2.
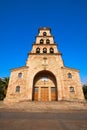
4,27,84,102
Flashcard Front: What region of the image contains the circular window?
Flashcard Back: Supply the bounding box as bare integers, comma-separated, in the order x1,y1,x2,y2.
18,73,22,78
68,73,72,78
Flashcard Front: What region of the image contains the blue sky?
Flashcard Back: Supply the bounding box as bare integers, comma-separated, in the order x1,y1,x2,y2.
0,0,87,84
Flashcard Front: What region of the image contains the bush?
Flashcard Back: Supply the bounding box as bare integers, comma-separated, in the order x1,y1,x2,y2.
0,77,9,100
83,84,87,100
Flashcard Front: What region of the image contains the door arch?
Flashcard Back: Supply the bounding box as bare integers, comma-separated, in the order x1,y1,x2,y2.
32,70,57,101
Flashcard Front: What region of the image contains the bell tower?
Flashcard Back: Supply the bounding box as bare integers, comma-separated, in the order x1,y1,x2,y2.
29,27,61,53
36,27,54,45
26,27,64,68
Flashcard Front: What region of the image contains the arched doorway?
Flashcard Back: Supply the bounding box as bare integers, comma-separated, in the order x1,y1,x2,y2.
33,70,57,101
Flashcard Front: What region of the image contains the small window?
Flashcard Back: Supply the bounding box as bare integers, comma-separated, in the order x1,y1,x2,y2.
18,73,22,78
36,48,40,54
46,39,50,44
43,32,47,36
40,39,44,44
43,48,47,53
16,86,20,93
68,73,72,78
70,86,75,92
50,48,54,53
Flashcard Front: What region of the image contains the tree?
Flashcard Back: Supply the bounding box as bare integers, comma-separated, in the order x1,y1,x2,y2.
0,77,9,100
0,79,4,100
83,84,87,100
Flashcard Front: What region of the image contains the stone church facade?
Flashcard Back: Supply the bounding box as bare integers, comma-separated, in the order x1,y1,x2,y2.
5,27,84,102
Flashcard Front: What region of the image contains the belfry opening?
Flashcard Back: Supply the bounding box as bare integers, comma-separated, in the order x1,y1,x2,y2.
33,70,57,101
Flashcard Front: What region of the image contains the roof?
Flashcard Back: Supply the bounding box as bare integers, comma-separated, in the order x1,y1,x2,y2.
61,66,80,72
38,27,51,32
11,66,29,72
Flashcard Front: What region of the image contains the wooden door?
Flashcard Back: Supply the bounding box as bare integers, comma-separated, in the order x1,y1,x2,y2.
51,87,56,101
41,87,49,101
34,87,38,101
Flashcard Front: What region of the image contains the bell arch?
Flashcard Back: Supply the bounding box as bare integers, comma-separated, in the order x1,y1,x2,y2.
32,70,58,101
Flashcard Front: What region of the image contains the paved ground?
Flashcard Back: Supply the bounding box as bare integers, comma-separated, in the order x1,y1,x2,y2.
0,101,87,130
0,111,87,130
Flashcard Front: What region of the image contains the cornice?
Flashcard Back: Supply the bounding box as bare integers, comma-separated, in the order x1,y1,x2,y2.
61,66,80,72
35,35,54,38
11,66,29,72
32,43,58,46
28,52,62,56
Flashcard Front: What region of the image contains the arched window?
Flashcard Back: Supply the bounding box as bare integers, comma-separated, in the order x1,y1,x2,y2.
46,39,50,44
50,48,54,53
36,48,40,54
43,48,47,53
18,73,22,78
40,39,44,44
16,86,20,93
70,86,75,92
43,32,47,36
68,73,72,78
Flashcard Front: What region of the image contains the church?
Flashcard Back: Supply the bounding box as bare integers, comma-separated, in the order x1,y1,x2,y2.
5,27,84,102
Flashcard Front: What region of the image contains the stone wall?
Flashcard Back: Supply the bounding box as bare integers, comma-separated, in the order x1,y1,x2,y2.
4,27,85,102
